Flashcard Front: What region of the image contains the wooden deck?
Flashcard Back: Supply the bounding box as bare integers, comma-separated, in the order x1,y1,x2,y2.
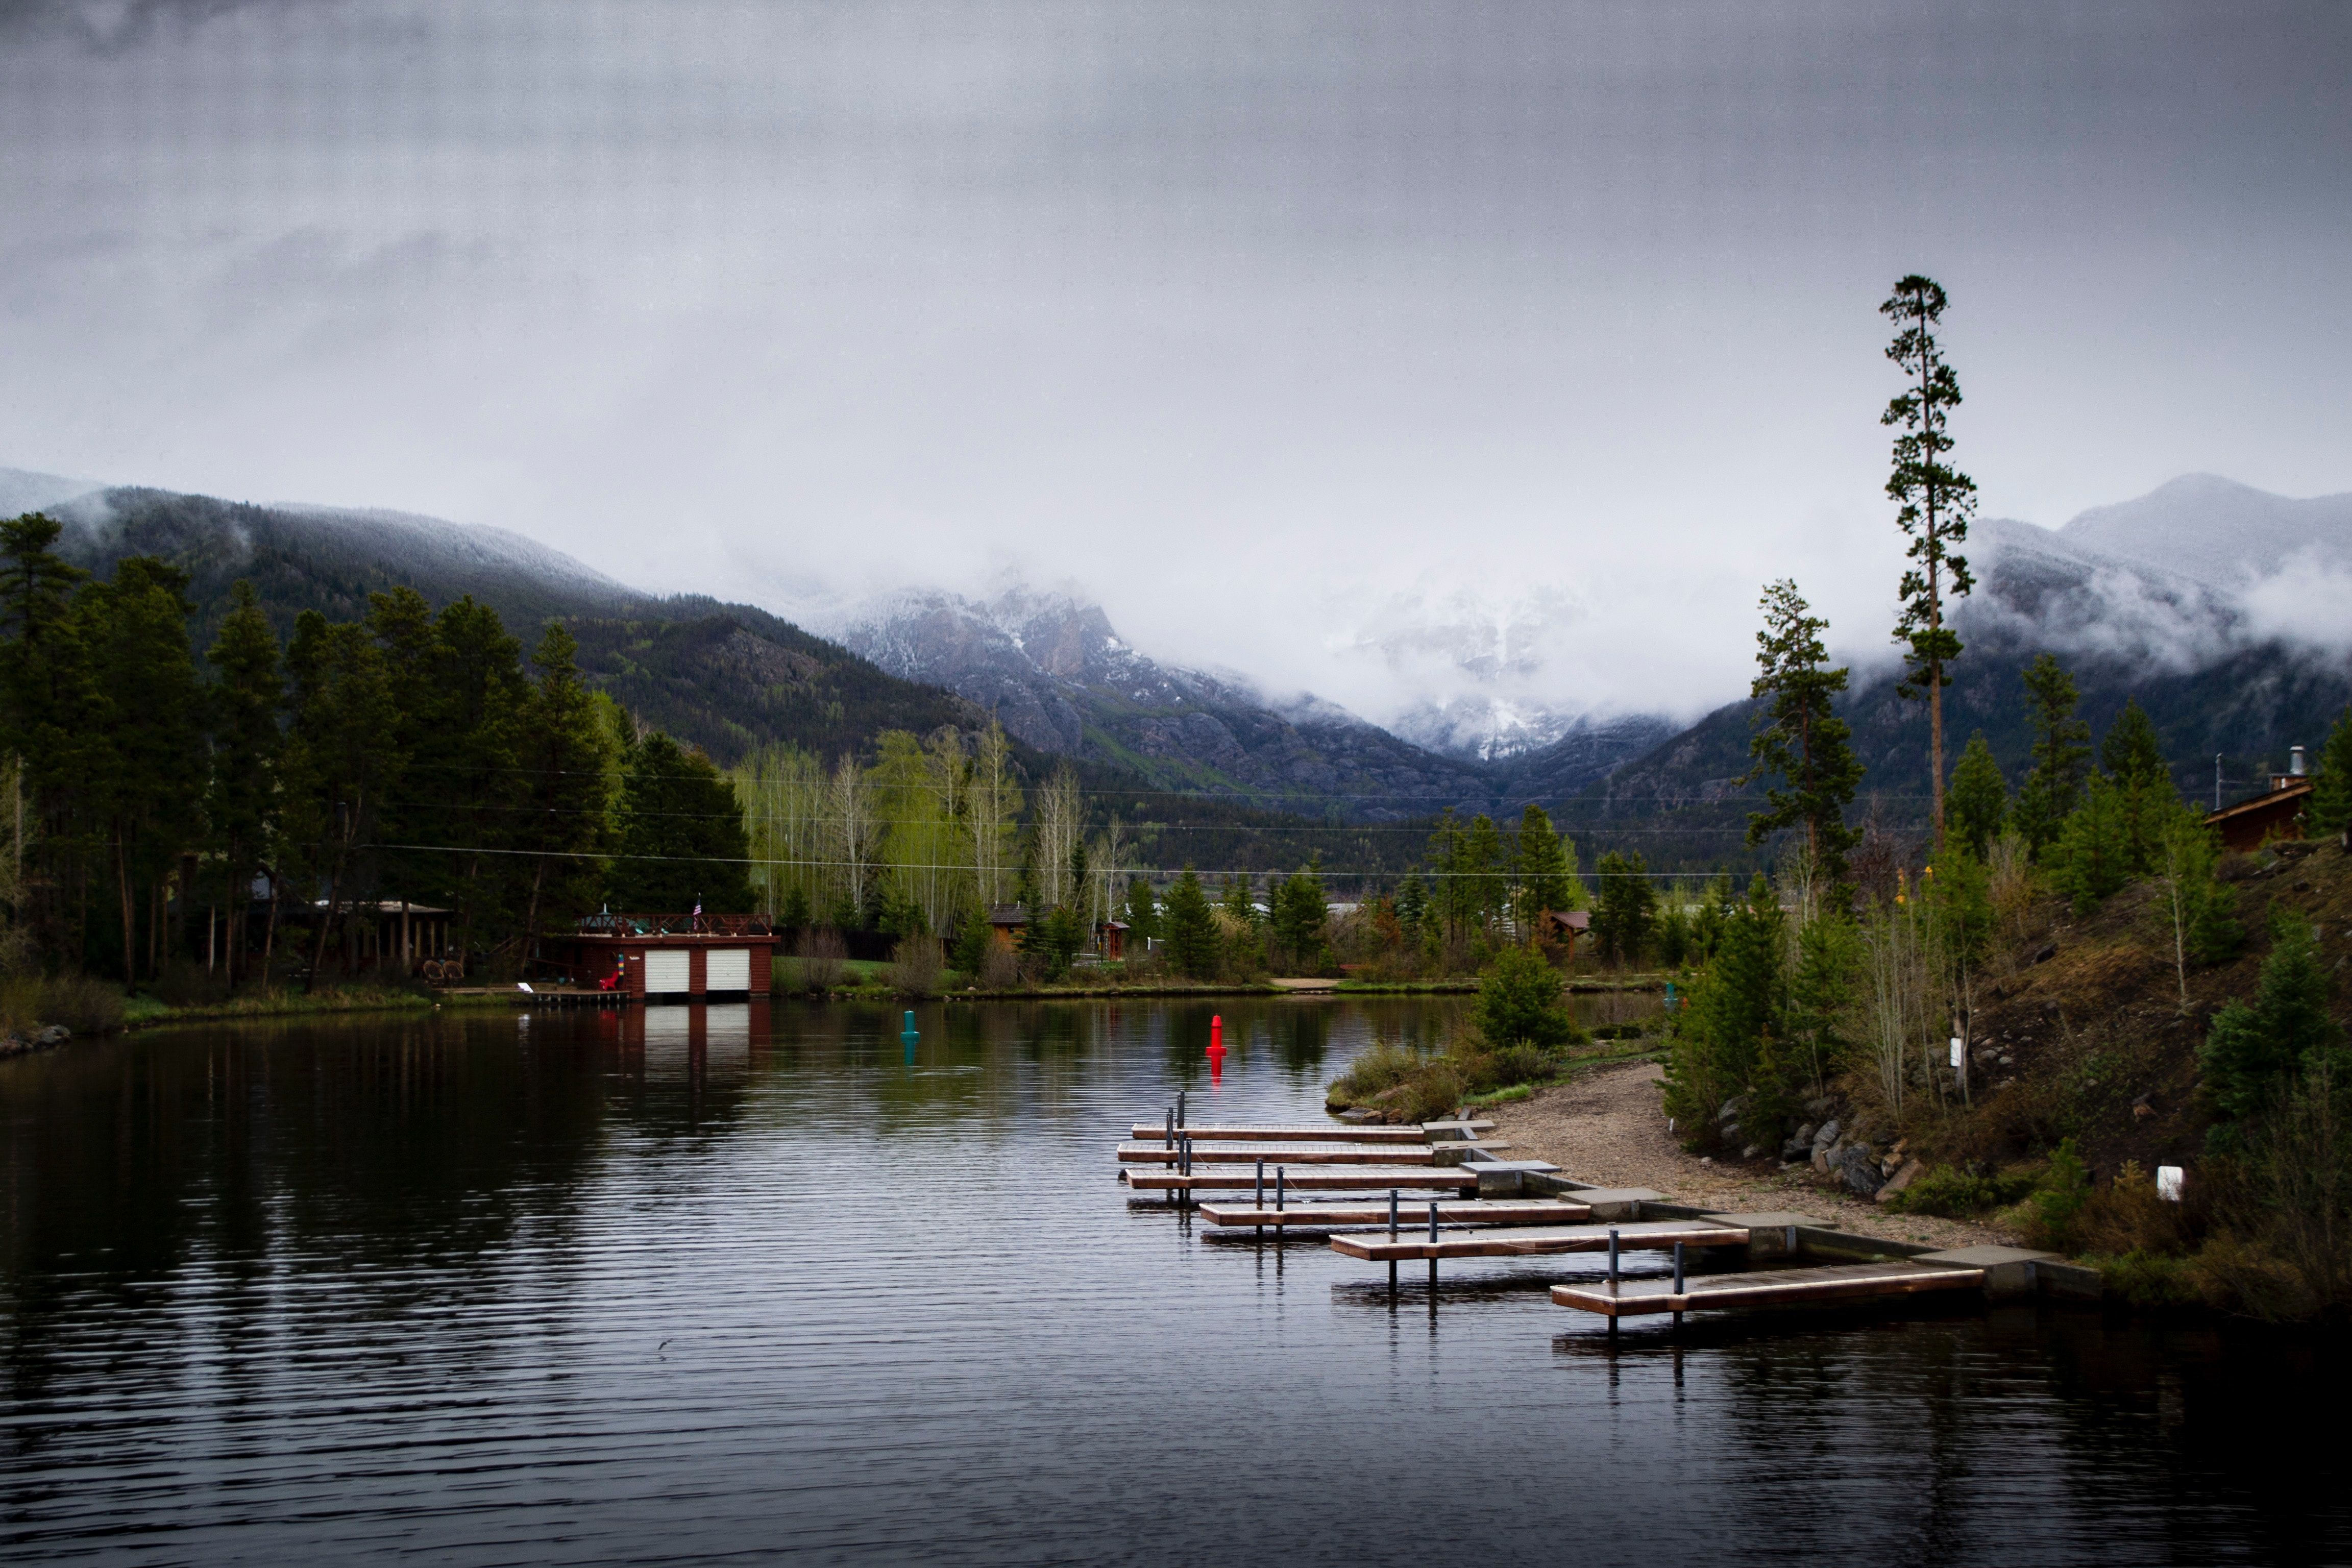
1331,1220,1750,1262
1115,1141,1434,1166
1197,1198,1591,1229
1126,1123,1429,1143
1125,1165,1480,1192
1550,1260,1987,1318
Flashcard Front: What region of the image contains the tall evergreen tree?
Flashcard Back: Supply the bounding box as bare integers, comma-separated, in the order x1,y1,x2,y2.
609,730,753,913
1589,850,1656,967
1162,867,1218,978
81,558,207,983
280,611,402,990
1881,275,1977,843
2202,910,2343,1122
512,623,616,950
1947,732,2008,859
1739,579,1863,889
1268,863,1328,972
2014,653,2091,856
205,581,283,986
2303,706,2352,837
1514,804,1578,927
2100,697,2174,873
0,513,89,957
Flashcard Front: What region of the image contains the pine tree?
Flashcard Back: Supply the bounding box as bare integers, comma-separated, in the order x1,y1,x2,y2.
1162,867,1218,978
205,581,283,987
1394,871,1429,947
1474,943,1575,1051
608,731,754,914
1269,864,1328,972
1122,874,1160,941
280,611,402,990
1589,851,1655,966
2308,706,2352,837
1514,804,1577,927
2014,653,2091,856
2202,909,2343,1122
1661,876,1790,1143
2100,697,2174,874
1948,732,2008,859
2050,772,2132,915
1739,579,1864,887
512,623,616,952
1881,276,1977,842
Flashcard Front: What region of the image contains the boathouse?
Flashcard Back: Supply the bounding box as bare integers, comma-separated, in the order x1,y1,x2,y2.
1545,909,1592,958
560,912,779,1000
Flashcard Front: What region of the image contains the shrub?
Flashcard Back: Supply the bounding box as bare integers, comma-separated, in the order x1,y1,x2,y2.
2016,1138,2092,1251
978,940,1022,990
1474,945,1576,1051
796,928,846,992
890,936,942,998
1883,1163,2039,1217
0,973,127,1036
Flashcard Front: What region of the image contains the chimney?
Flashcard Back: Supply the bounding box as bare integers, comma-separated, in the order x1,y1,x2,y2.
2290,745,2307,777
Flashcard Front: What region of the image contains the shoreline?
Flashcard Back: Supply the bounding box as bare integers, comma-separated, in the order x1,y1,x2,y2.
1487,1059,2020,1252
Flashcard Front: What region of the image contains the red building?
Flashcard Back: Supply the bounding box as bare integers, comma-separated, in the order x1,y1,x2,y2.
558,913,778,1000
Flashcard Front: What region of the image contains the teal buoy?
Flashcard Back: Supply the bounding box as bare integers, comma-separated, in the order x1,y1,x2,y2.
901,1009,920,1064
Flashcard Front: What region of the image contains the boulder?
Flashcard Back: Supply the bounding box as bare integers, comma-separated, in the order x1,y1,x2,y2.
1810,1118,1840,1153
1876,1159,1924,1203
1741,1144,1762,1160
35,1024,69,1047
1838,1144,1885,1197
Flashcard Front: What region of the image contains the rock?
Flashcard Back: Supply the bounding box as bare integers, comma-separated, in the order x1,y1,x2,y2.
1793,1122,1816,1148
1741,1144,1762,1160
1720,1122,1741,1143
35,1024,69,1046
1839,1145,1886,1197
1810,1119,1841,1152
1810,1147,1831,1173
1876,1159,1924,1203
1780,1134,1811,1160
2033,943,2057,965
1805,1096,1837,1118
1698,1156,1713,1166
1716,1096,1743,1123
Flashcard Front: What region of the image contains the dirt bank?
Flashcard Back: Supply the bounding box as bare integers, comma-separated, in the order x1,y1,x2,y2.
1490,1060,2019,1251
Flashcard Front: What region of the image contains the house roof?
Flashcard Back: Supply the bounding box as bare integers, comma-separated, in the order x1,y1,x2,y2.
1547,909,1592,930
987,904,1030,925
2206,777,2312,827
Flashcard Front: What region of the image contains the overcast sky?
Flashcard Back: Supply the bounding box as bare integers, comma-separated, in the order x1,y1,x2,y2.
3,1,2346,724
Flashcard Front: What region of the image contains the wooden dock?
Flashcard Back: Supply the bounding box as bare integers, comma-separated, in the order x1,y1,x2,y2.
1197,1198,1591,1229
1331,1219,1750,1263
1126,1123,1431,1143
1124,1165,1480,1193
1115,1141,1436,1166
1550,1259,1987,1318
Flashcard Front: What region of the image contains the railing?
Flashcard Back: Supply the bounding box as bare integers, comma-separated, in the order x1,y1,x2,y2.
573,913,777,938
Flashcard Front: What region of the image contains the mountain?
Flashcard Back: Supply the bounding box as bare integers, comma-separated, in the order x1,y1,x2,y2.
1575,478,2352,868
828,586,1492,819
0,466,103,517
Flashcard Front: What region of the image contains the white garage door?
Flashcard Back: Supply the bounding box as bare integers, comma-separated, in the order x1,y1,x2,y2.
645,950,690,995
706,948,751,992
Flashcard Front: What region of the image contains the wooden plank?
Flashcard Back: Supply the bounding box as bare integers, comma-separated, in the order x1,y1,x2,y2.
1127,1123,1427,1143
1331,1220,1750,1262
1116,1142,1433,1165
1419,1119,1497,1135
1197,1199,1592,1228
1125,1166,1480,1192
1550,1261,1987,1318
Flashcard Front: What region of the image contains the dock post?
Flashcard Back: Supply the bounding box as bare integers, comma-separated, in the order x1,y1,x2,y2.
1428,1197,1439,1290
1255,1159,1265,1239
1276,1166,1285,1212
1388,1188,1400,1297
1165,1108,1174,1149
1177,1090,1185,1129
1672,1241,1685,1329
1607,1226,1621,1339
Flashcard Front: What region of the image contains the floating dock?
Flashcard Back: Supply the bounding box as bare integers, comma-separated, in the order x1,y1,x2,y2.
1116,1141,1437,1166
1550,1258,1989,1318
1126,1122,1433,1143
1196,1198,1591,1230
1330,1219,1749,1263
1124,1165,1481,1193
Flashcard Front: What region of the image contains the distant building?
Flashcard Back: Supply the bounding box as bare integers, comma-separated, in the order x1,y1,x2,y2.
986,904,1029,949
2206,745,2313,853
1544,908,1592,959
558,912,778,1000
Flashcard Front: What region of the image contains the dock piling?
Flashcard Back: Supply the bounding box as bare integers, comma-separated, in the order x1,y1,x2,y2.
1276,1166,1285,1212
1255,1160,1265,1239
1388,1188,1400,1296
1428,1198,1439,1289
1177,1091,1186,1129
1672,1241,1686,1329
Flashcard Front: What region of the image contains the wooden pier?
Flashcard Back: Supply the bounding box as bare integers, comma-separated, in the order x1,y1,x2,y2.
1126,1123,1432,1143
1197,1198,1591,1229
1124,1165,1480,1193
1115,1141,1437,1165
1549,1259,1988,1318
1331,1219,1749,1263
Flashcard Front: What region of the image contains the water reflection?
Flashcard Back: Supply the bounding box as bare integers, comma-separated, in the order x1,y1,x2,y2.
0,996,2341,1565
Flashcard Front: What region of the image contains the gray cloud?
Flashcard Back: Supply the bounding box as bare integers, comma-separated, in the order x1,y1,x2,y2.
1,2,2346,722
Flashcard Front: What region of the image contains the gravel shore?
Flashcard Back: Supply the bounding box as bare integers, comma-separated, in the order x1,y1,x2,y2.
1490,1060,2018,1251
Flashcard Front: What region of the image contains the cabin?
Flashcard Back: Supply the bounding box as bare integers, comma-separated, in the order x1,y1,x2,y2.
557,912,778,1000
294,898,454,971
986,904,1030,949
2206,746,2315,853
1544,909,1592,958
1096,919,1129,962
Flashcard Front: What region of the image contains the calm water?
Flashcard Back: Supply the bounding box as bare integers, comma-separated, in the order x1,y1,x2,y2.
0,998,2341,1566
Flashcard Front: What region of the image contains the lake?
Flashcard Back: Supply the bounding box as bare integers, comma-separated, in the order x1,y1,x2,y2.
0,998,2342,1565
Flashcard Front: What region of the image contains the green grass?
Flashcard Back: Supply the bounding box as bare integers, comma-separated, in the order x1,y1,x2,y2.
126,985,436,1027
